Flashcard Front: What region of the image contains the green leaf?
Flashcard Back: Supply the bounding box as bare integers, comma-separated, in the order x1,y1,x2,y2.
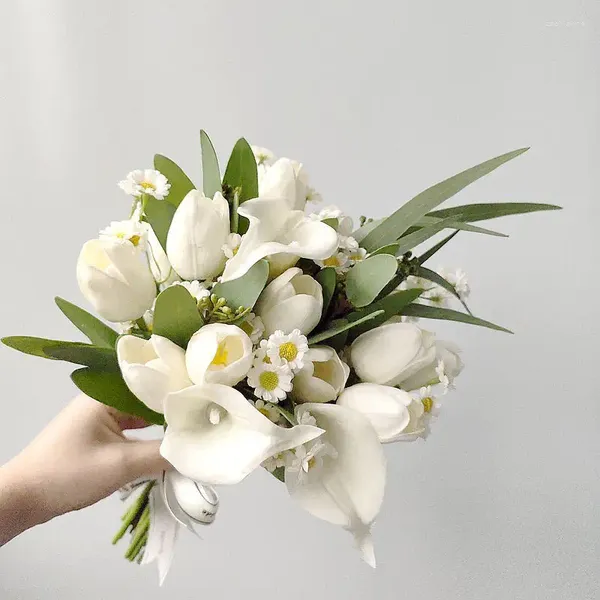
54,297,118,348
345,255,398,308
212,260,269,311
153,286,203,349
360,148,529,251
370,243,400,256
428,202,561,223
395,217,458,256
322,218,339,230
154,154,196,208
315,268,337,319
414,215,507,237
143,196,176,252
352,218,384,243
418,230,460,265
417,266,472,314
308,310,385,345
44,344,119,370
2,336,85,360
200,130,221,198
71,368,164,425
271,467,285,482
402,303,512,333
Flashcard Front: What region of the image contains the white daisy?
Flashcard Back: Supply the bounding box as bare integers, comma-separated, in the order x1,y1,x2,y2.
239,313,265,344
118,169,171,200
298,411,318,427
346,246,368,264
252,339,271,366
316,251,350,273
287,440,338,487
171,280,211,303
247,362,293,403
266,329,309,372
435,359,456,393
99,219,147,248
338,235,359,252
262,451,291,473
222,233,242,259
251,146,276,168
254,399,283,424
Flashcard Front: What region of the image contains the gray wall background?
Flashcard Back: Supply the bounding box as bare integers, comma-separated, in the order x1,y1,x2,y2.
1,1,598,598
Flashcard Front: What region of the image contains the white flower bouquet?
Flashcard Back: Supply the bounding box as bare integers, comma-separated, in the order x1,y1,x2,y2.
2,133,560,581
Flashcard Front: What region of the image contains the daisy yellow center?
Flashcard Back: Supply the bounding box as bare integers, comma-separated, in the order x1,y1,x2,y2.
129,235,141,247
278,342,298,362
307,457,317,470
211,341,229,367
140,181,156,191
422,397,434,413
323,255,340,267
259,370,280,391
349,253,363,261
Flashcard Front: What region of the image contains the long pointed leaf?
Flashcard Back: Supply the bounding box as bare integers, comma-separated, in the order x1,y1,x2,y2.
417,266,472,314
143,196,176,252
315,268,337,319
428,202,561,222
2,336,88,360
402,303,512,333
395,217,458,256
55,297,118,348
200,130,221,198
415,215,507,237
361,148,529,251
154,155,196,208
418,230,460,265
308,310,385,345
44,344,118,370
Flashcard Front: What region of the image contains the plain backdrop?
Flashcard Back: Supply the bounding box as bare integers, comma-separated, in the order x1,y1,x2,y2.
1,1,598,599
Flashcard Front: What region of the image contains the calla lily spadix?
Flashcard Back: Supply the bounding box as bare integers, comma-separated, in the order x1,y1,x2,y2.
285,403,386,568
220,195,338,282
117,335,192,414
161,384,325,486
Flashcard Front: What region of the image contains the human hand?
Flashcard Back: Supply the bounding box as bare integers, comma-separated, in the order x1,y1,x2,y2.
0,394,169,545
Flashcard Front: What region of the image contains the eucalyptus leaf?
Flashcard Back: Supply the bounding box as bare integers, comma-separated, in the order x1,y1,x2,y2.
352,218,384,243
322,218,339,230
360,147,529,251
71,368,164,425
315,268,336,319
212,260,269,312
55,297,118,348
154,154,196,208
200,130,221,198
428,202,561,222
370,243,400,256
417,266,472,314
394,217,458,256
271,467,285,483
143,196,176,252
402,303,512,333
418,230,460,265
153,286,203,349
308,310,385,345
44,344,119,371
346,254,398,308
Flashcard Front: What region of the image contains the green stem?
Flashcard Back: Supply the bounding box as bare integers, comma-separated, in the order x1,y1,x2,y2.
112,481,154,545
125,507,150,560
135,317,149,333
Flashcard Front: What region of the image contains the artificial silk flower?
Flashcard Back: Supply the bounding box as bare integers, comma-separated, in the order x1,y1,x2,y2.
400,341,464,391
309,205,353,235
171,280,211,303
255,267,324,336
166,190,230,280
266,329,309,372
117,335,192,414
76,238,156,322
259,157,310,211
160,384,324,485
247,361,293,403
185,323,253,387
262,451,290,473
238,313,265,344
220,195,338,282
287,440,338,487
291,346,350,404
254,399,283,424
285,403,386,568
222,233,242,259
100,219,147,248
316,251,350,273
118,169,171,200
337,383,418,443
144,224,180,287
350,323,437,387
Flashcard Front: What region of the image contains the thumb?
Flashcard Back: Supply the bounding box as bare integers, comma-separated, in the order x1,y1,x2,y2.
120,439,172,481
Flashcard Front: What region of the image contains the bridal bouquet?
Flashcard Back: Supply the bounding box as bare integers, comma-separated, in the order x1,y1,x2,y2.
2,132,559,582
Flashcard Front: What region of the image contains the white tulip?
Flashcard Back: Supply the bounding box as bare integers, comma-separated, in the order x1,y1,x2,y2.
76,238,156,322
117,335,192,413
185,323,253,386
259,157,309,211
255,268,323,336
292,346,350,403
337,383,423,443
220,192,338,282
145,224,180,287
166,190,230,280
285,403,386,567
350,323,436,387
161,384,324,485
400,341,464,391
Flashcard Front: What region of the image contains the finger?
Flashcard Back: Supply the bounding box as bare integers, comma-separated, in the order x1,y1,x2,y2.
119,440,172,481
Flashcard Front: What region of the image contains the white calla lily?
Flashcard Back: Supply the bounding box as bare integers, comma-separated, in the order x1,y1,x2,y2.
220,196,338,282
255,268,323,336
166,190,230,280
161,384,325,485
350,323,437,387
292,346,350,403
76,238,156,322
337,383,420,443
401,341,464,391
185,323,253,386
285,403,386,568
117,335,192,413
